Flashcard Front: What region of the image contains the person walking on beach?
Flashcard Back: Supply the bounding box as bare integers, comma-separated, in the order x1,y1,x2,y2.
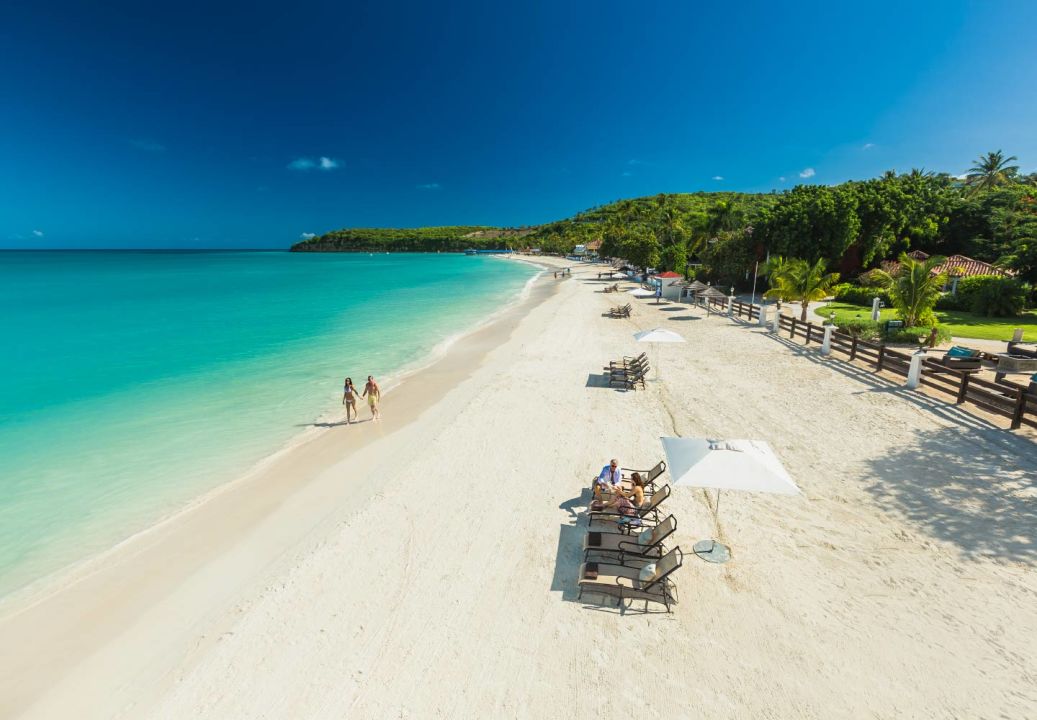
363,375,381,421
342,377,359,424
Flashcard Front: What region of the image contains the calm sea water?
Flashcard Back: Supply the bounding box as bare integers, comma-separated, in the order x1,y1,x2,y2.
0,251,537,597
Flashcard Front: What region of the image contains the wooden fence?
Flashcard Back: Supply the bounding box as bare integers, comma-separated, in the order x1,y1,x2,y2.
708,298,1037,431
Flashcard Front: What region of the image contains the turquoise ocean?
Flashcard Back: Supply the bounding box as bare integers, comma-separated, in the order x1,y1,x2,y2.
0,251,537,598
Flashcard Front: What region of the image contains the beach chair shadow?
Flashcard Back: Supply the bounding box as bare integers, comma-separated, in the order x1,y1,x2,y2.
551,521,586,602
585,373,614,389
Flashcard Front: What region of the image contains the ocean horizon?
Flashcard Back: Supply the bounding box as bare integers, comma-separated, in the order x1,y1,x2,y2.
0,250,538,598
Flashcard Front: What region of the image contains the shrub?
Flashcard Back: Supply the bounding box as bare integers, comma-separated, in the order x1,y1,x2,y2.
935,292,967,311
834,318,880,341
884,325,951,345
833,283,892,307
970,277,1027,316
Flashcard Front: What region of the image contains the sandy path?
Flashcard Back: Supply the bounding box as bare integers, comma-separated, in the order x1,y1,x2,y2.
138,262,1036,719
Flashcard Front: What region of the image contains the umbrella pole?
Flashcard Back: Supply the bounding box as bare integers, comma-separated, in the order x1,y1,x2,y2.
693,488,731,563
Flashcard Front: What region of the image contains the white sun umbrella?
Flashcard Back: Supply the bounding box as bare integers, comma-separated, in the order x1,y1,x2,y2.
660,436,800,563
633,328,685,378
628,288,655,298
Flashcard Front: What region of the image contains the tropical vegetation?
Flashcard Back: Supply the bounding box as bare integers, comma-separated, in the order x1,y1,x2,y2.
292,150,1037,320
762,257,840,322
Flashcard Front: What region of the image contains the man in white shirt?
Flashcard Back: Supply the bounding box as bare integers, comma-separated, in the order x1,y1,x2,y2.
592,458,621,499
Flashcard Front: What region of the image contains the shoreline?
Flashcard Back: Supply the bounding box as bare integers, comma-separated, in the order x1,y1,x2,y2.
0,257,543,611
0,257,564,719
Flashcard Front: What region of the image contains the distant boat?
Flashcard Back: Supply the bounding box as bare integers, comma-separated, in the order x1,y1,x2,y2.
465,248,512,255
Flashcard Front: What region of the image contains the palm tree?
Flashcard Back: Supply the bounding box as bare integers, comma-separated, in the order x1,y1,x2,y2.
873,253,947,327
965,150,1020,194
763,257,840,322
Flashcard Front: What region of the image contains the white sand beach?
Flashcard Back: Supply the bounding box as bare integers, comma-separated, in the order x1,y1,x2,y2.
2,258,1035,719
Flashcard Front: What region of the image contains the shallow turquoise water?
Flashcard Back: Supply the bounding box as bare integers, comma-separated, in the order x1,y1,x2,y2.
0,251,536,597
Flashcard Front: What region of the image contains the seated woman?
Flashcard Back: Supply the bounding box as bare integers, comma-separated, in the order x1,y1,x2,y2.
599,474,646,528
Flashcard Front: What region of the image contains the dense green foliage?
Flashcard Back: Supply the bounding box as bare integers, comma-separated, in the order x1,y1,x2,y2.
292,226,520,252
292,152,1037,302
884,325,951,345
832,283,892,307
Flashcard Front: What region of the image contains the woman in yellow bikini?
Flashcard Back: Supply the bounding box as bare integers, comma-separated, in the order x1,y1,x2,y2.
363,375,381,421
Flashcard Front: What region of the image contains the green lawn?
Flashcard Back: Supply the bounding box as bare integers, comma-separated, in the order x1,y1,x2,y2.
814,302,1037,342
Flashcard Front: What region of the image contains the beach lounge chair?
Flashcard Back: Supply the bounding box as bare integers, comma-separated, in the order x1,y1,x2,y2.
608,365,648,390
608,303,631,318
588,483,671,528
608,352,647,369
577,546,683,612
622,460,666,491
583,514,676,563
939,345,983,371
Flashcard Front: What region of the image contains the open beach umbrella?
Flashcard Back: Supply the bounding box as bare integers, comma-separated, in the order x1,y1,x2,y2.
634,328,685,378
628,288,655,298
660,436,800,563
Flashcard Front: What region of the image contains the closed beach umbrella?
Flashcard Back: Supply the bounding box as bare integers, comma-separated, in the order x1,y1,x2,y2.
660,436,800,563
697,285,729,314
634,327,685,377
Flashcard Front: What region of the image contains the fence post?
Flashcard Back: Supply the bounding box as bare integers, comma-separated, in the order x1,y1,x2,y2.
877,345,885,371
758,304,768,327
956,372,970,404
906,350,925,389
771,309,780,333
1011,387,1026,430
727,295,734,317
806,323,813,345
821,325,833,355
849,336,858,361
790,317,797,339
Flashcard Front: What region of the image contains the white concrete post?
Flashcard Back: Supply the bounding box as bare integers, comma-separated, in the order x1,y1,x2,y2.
906,349,925,389
820,325,834,355
726,295,734,317
770,308,781,333
871,297,881,321
758,304,768,327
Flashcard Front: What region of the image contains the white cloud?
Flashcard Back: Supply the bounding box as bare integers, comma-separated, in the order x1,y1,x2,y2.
288,157,316,170
416,182,441,190
129,138,165,152
621,171,632,177
32,229,44,237
712,175,724,181
862,143,875,150
299,232,317,240
799,167,816,178
779,176,787,182
954,173,969,180
627,159,643,166
319,156,339,170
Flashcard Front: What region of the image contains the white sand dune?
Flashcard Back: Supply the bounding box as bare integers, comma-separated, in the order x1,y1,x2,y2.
3,258,1035,719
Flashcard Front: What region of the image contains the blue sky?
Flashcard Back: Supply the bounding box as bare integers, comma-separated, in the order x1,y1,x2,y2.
2,0,1036,249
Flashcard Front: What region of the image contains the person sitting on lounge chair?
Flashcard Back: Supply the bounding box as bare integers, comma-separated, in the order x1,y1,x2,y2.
593,459,621,499
599,479,644,528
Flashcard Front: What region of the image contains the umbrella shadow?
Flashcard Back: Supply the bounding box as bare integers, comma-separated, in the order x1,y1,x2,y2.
667,315,700,322
863,426,1037,565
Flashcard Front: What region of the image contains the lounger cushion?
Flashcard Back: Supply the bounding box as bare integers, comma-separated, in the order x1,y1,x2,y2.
638,563,657,584
638,528,654,546
947,345,977,358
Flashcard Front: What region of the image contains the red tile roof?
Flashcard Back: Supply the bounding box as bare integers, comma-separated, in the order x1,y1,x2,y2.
654,271,683,278
881,253,1012,278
